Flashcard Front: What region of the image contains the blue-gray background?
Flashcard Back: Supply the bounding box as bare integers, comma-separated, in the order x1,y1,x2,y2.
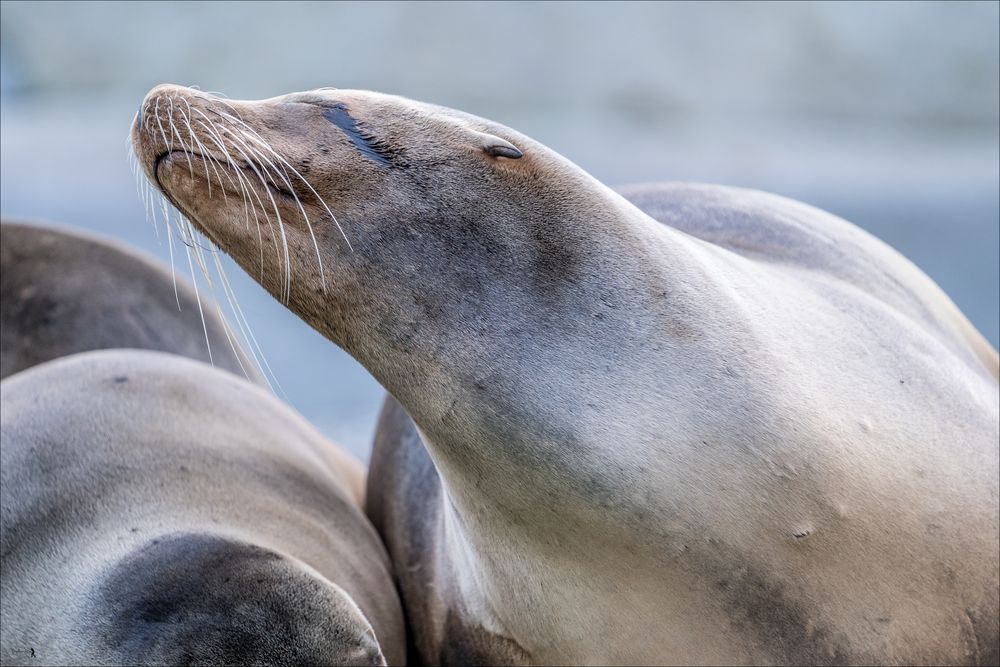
2,1,998,459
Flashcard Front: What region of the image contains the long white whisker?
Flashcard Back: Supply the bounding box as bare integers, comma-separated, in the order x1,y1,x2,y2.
154,97,173,153
230,160,271,281
178,100,214,199
189,118,236,200
208,248,263,386
166,96,195,178
214,133,274,280
160,195,181,309
192,116,251,197
199,111,291,284
193,110,277,279
127,135,161,240
130,89,290,393
226,125,328,294
216,109,351,251
187,218,215,291
210,249,285,395
215,126,293,303
194,92,244,120
182,221,214,367
181,99,238,214
143,176,160,242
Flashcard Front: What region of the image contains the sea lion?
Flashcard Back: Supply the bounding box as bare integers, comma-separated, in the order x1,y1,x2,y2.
0,349,405,666
131,84,999,665
0,220,260,382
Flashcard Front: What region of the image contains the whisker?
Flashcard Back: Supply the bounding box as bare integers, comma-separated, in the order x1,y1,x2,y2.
192,115,256,213
218,108,352,255
215,125,293,303
130,87,305,394
195,92,244,121
191,110,279,280
193,133,232,205
154,97,173,153
166,96,195,178
226,125,329,294
127,135,161,240
143,175,160,242
211,248,286,396
217,134,277,282
207,247,265,386
221,126,345,304
178,100,215,199
183,216,214,290
160,195,182,310
182,219,215,367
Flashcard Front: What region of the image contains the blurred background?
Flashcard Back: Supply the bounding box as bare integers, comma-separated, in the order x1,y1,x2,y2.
2,1,998,459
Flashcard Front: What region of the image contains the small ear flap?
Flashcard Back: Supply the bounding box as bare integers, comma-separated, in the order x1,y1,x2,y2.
476,132,524,160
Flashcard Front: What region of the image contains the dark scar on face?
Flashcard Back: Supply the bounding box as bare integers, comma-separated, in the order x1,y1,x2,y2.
322,103,398,168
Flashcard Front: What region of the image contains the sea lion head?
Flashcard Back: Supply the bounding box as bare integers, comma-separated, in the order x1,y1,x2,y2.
132,83,634,377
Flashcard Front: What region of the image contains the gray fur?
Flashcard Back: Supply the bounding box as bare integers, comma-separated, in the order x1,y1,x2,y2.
133,85,999,665
0,220,260,382
0,350,405,666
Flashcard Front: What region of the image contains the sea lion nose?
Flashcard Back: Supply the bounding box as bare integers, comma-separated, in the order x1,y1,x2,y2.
140,83,194,119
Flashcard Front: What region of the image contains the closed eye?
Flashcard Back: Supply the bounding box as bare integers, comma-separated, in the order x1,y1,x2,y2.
322,104,399,168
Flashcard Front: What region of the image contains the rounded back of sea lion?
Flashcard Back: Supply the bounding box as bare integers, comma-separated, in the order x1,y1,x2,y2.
0,220,261,383
0,349,405,666
614,182,999,379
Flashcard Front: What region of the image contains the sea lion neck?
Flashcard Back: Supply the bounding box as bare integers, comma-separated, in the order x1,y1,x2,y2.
337,190,704,526
332,179,672,382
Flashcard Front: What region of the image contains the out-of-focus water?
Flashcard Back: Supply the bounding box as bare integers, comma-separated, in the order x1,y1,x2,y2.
2,1,997,459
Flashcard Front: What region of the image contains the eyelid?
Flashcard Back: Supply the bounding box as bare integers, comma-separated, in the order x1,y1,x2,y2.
485,143,523,159
472,131,523,160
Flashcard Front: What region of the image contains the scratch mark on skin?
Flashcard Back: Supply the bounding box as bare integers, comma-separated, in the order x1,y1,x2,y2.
322,104,397,168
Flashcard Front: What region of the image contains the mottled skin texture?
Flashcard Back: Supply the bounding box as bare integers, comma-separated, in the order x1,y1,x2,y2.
0,220,261,382
0,350,405,666
133,84,999,665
